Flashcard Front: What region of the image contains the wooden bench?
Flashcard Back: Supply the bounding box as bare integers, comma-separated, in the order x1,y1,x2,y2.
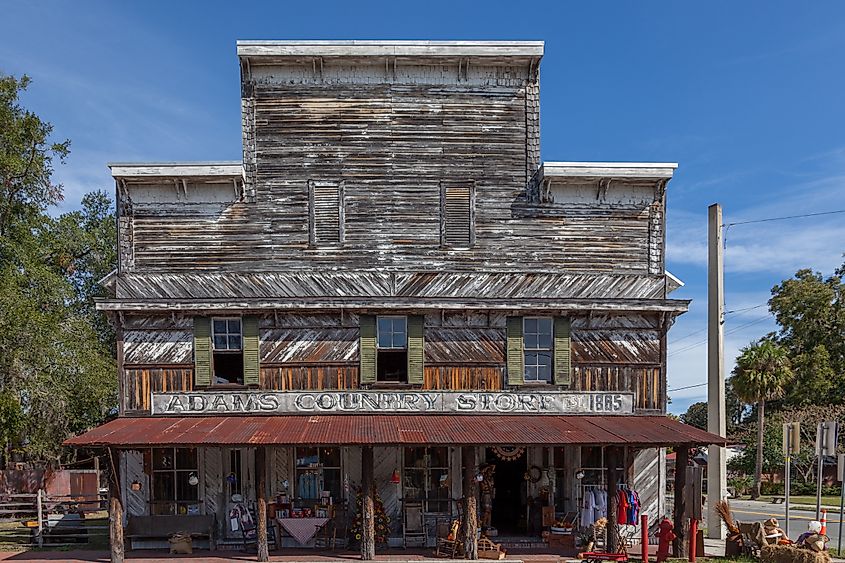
125,514,216,551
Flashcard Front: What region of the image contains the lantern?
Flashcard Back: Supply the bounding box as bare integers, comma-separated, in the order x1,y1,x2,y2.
391,468,400,485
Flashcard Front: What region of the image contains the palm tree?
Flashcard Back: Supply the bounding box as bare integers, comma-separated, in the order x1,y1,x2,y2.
731,339,793,499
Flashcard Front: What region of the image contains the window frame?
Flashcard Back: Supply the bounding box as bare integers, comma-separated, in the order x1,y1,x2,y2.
377,316,408,350
212,317,243,352
523,316,553,383
150,447,200,516
294,446,343,505
211,316,244,386
403,446,451,514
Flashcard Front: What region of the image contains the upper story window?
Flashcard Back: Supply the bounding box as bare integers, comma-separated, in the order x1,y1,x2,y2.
441,182,475,248
523,317,552,383
377,315,407,382
212,317,244,385
309,180,344,246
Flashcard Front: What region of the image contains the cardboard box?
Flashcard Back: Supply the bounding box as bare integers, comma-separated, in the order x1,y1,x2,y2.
542,506,556,527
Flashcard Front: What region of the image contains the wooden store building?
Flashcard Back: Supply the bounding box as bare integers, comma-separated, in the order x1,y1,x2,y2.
67,40,724,560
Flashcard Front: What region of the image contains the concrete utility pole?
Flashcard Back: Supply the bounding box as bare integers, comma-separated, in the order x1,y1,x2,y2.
707,203,727,540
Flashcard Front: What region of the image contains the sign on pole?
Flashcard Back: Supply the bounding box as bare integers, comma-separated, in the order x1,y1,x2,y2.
816,421,840,519
783,422,800,455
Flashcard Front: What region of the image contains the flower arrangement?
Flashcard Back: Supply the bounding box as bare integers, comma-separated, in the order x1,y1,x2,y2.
349,485,391,546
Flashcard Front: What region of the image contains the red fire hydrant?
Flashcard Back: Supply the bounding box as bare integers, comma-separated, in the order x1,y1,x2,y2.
656,518,676,563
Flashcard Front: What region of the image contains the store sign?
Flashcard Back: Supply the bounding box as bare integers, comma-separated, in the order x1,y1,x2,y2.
151,391,634,416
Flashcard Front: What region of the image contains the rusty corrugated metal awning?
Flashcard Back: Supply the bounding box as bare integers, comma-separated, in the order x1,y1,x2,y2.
65,415,726,448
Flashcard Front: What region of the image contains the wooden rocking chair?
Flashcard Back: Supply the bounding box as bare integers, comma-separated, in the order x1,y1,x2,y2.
435,519,464,558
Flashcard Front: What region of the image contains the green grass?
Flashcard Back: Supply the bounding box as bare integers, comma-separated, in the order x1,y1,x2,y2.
0,513,108,551
757,495,843,507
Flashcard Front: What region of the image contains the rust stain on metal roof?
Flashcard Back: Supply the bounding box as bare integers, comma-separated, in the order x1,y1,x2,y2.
66,415,726,448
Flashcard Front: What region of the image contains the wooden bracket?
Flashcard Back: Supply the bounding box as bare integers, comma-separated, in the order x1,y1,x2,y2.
597,178,611,201
654,178,668,202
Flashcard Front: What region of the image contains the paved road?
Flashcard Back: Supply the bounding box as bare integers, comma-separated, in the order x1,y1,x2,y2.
729,499,845,549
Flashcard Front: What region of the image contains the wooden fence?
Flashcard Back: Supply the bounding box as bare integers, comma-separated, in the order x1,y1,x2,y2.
0,491,108,548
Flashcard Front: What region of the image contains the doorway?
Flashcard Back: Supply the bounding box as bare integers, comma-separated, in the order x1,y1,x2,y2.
486,448,528,535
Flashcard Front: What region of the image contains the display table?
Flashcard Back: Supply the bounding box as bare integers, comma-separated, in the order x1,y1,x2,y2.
275,517,329,546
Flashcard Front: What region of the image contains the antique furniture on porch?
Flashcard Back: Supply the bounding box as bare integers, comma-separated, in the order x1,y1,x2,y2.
434,519,463,558
403,501,426,548
275,516,329,546
478,536,506,560
124,514,216,551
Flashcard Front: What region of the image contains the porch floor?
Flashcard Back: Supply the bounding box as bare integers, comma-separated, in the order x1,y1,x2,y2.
0,538,733,563
0,547,569,563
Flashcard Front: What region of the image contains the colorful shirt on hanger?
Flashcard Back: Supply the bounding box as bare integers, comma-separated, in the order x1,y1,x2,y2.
616,488,629,524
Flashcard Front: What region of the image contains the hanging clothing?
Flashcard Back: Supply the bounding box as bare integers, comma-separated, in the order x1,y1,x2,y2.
581,488,596,527
616,489,629,524
627,490,640,525
594,488,607,520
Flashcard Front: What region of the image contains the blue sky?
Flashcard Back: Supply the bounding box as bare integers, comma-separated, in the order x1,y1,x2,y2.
2,1,844,414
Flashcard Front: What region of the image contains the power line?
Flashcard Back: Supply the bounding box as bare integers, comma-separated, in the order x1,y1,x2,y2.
667,315,772,357
724,209,845,228
667,382,708,392
668,302,768,347
724,302,767,315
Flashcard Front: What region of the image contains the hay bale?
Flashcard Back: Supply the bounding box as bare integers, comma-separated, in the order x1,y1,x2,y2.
761,544,830,563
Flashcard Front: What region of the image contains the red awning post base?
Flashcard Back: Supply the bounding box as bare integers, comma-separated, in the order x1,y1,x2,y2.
65,415,728,448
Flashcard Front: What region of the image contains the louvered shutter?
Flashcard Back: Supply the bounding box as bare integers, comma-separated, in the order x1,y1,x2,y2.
359,315,377,385
309,181,343,245
193,317,212,387
554,317,572,387
242,315,260,387
442,184,473,247
406,315,425,385
506,316,524,386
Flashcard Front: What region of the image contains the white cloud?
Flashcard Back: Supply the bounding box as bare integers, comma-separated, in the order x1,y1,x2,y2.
667,174,845,276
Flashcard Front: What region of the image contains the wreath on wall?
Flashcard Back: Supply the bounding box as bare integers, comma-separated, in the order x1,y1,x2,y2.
491,446,525,461
523,465,543,483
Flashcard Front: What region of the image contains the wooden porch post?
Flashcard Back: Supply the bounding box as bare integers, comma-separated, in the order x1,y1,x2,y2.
361,446,375,560
673,446,689,558
606,446,619,554
256,446,269,562
462,446,479,560
107,447,124,563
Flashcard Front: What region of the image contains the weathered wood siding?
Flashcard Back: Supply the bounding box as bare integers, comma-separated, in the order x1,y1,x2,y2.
116,59,664,277
121,312,665,414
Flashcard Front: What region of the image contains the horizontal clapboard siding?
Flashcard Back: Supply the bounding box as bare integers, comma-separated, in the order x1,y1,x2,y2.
120,78,661,275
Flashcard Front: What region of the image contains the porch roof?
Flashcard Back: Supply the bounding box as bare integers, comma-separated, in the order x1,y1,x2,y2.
65,415,725,448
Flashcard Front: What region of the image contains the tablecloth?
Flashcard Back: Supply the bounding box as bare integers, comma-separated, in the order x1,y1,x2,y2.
277,517,329,545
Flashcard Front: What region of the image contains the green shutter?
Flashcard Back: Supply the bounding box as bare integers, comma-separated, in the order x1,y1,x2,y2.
242,315,260,387
554,317,572,387
193,317,212,387
359,315,377,385
407,315,425,385
506,316,524,386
